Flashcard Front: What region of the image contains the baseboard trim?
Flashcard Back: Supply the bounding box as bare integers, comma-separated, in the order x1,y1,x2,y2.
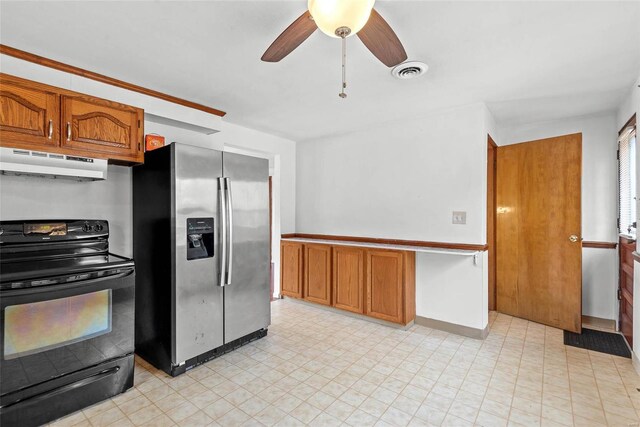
282,297,414,330
415,315,489,340
581,315,616,332
633,351,640,376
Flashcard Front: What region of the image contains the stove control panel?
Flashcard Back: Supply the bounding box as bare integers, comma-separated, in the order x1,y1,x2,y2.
0,220,109,244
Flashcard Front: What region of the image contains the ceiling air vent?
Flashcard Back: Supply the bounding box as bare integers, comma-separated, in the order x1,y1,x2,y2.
391,61,428,80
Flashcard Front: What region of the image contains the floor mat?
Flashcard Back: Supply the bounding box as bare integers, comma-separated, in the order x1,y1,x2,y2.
564,328,631,358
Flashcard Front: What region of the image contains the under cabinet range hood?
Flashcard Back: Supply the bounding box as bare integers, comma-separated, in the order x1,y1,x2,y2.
0,147,108,181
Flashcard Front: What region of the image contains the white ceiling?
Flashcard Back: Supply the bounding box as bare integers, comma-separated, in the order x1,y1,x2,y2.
1,1,639,142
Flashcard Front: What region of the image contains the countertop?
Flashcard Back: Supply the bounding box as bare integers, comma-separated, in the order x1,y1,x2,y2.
281,237,482,257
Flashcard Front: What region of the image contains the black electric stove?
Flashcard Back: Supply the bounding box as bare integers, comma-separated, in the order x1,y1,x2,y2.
0,220,135,427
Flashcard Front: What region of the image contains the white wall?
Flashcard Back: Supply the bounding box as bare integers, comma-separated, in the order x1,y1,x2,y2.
0,55,297,299
416,252,488,330
297,103,488,244
296,103,490,330
498,113,619,321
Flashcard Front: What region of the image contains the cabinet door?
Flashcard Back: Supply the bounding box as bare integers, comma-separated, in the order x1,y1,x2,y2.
61,95,143,162
281,242,303,298
0,77,60,149
366,249,404,323
333,246,364,313
304,244,331,306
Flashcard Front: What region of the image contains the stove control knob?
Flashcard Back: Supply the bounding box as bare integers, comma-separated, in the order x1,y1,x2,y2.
82,222,92,232
94,223,103,232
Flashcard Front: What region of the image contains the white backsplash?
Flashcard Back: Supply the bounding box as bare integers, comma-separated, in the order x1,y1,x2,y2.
0,165,133,257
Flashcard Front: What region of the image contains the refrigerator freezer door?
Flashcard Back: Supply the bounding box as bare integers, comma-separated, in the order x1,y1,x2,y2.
222,152,271,343
173,144,224,364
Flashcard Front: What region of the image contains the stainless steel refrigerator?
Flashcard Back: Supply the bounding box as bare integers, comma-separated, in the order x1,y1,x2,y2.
133,142,270,376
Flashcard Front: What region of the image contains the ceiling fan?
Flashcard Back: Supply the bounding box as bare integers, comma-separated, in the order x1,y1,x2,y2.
261,0,407,98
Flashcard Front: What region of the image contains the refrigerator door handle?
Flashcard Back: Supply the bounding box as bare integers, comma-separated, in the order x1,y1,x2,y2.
218,177,227,287
225,177,233,286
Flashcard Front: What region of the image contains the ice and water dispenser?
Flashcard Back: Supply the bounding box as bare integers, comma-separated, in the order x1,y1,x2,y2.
186,218,214,260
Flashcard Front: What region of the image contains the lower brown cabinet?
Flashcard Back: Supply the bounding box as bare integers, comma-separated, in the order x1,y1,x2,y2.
304,244,332,305
280,241,303,298
366,249,415,324
366,250,403,322
333,246,365,314
280,241,415,325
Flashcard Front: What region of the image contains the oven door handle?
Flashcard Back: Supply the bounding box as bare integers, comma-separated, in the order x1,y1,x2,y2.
0,267,134,295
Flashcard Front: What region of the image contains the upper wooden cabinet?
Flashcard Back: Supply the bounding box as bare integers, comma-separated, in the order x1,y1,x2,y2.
304,244,332,306
281,241,303,298
0,74,144,164
61,95,142,161
333,246,365,314
0,78,60,149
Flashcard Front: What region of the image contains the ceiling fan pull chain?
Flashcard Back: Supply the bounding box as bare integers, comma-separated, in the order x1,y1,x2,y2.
339,35,347,98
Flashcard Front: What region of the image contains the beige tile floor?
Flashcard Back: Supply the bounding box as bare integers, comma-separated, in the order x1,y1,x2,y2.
49,299,640,427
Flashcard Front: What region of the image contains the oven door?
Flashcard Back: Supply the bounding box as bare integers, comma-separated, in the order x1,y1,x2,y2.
0,267,134,400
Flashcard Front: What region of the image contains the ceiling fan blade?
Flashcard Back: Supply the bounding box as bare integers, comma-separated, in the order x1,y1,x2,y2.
261,11,317,62
357,9,407,67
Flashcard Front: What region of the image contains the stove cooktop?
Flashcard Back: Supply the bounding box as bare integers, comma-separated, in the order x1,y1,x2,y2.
0,253,134,289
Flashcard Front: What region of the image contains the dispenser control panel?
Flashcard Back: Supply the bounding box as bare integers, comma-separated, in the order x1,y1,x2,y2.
186,217,214,260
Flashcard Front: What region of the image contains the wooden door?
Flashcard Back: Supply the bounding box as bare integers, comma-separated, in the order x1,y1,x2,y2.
61,95,143,162
281,241,303,298
366,249,404,323
304,244,331,305
619,237,634,347
0,76,60,149
496,133,582,332
333,246,365,313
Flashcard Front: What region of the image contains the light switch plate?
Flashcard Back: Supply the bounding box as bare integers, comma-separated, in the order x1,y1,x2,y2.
452,211,466,224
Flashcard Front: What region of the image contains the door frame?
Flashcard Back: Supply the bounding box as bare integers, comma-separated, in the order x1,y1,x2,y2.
487,135,497,311
618,113,636,347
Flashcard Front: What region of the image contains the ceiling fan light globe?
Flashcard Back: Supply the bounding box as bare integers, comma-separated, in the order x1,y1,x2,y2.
308,0,375,38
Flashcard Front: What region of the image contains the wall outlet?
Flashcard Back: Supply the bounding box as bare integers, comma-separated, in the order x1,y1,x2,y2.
452,211,466,225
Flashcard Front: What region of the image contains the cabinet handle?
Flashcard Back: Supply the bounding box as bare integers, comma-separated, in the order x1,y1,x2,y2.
48,120,53,139
66,122,71,141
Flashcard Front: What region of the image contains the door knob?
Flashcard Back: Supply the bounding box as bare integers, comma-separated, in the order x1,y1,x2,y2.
569,235,579,243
